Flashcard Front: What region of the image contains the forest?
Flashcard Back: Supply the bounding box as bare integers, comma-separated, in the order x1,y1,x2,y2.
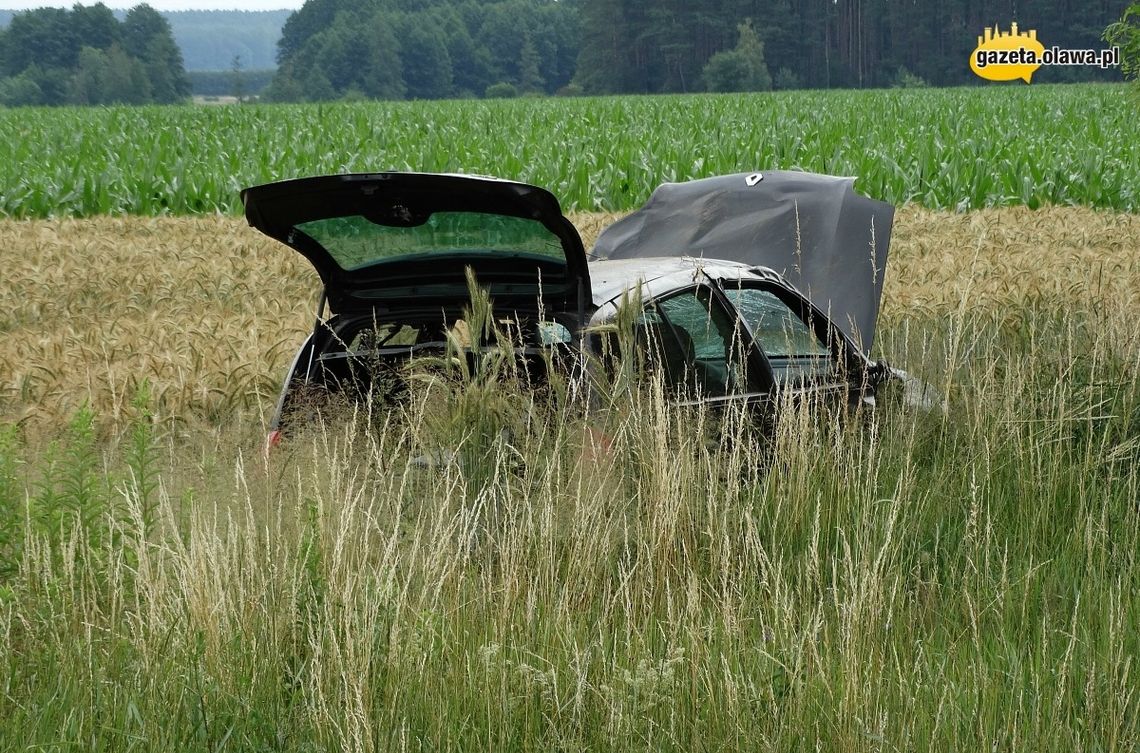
0,0,1132,105
0,4,187,106
267,0,1129,101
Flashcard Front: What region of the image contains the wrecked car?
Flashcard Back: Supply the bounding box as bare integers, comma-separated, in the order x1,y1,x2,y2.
241,170,907,444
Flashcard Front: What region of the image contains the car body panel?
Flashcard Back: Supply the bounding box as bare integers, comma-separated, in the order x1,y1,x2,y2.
589,257,795,314
591,171,893,351
585,257,879,406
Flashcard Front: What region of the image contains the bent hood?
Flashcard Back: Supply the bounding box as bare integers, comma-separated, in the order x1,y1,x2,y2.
242,172,590,315
591,171,894,351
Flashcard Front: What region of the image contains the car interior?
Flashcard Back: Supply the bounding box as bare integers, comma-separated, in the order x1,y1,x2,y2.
279,311,579,421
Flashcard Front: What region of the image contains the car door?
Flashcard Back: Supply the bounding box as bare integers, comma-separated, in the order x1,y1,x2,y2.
635,284,771,401
719,281,863,404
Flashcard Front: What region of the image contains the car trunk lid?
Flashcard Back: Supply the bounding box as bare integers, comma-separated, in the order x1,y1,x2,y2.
242,172,591,315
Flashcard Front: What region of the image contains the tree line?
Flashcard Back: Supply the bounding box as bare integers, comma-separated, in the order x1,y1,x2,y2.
0,0,1133,107
266,0,579,101
0,3,188,107
268,0,1129,102
575,0,1128,94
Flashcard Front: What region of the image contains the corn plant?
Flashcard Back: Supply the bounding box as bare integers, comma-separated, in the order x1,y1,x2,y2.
1,85,1137,218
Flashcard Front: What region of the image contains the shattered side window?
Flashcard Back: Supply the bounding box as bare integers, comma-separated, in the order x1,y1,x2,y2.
537,321,571,345
723,287,833,383
652,286,753,396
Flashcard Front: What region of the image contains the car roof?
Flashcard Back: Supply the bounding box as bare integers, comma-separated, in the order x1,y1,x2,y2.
587,256,793,308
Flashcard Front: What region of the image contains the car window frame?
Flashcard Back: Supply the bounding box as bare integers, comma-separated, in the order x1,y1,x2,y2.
641,282,775,398
714,278,863,391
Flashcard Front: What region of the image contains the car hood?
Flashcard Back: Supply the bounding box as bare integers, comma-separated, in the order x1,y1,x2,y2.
591,171,894,351
242,172,590,315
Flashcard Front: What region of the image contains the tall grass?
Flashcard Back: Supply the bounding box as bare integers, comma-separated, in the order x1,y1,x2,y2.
0,194,1136,748
1,84,1137,217
0,299,1136,751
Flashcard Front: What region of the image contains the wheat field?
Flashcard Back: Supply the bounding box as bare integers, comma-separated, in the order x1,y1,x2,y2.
2,206,1138,429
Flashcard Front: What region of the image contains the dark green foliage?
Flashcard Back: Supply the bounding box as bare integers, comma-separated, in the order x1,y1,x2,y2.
703,50,756,93
0,3,188,107
0,1,1132,104
1104,3,1140,82
228,54,244,102
142,30,190,103
484,81,518,98
476,3,524,84
394,16,452,99
571,0,628,94
27,405,111,563
69,44,152,105
70,3,121,52
275,0,382,65
269,6,405,102
437,8,494,98
264,0,1121,100
0,424,22,580
121,4,167,59
2,7,78,73
0,389,159,584
123,5,189,103
518,34,544,93
574,0,1128,94
0,68,41,106
124,383,160,537
702,20,772,92
268,0,580,102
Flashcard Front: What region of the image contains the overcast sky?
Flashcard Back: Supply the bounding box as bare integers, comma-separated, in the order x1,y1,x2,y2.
2,1,302,9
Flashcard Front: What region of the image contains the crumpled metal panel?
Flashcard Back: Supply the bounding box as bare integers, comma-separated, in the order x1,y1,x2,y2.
592,171,894,351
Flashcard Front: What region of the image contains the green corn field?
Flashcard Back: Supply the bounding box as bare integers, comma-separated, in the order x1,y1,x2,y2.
1,84,1137,217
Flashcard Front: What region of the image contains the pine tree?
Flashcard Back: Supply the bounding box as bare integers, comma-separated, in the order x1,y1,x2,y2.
702,19,771,92
229,54,245,103
518,34,544,93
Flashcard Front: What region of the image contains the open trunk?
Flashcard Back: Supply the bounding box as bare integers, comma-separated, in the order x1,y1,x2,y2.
241,172,592,316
